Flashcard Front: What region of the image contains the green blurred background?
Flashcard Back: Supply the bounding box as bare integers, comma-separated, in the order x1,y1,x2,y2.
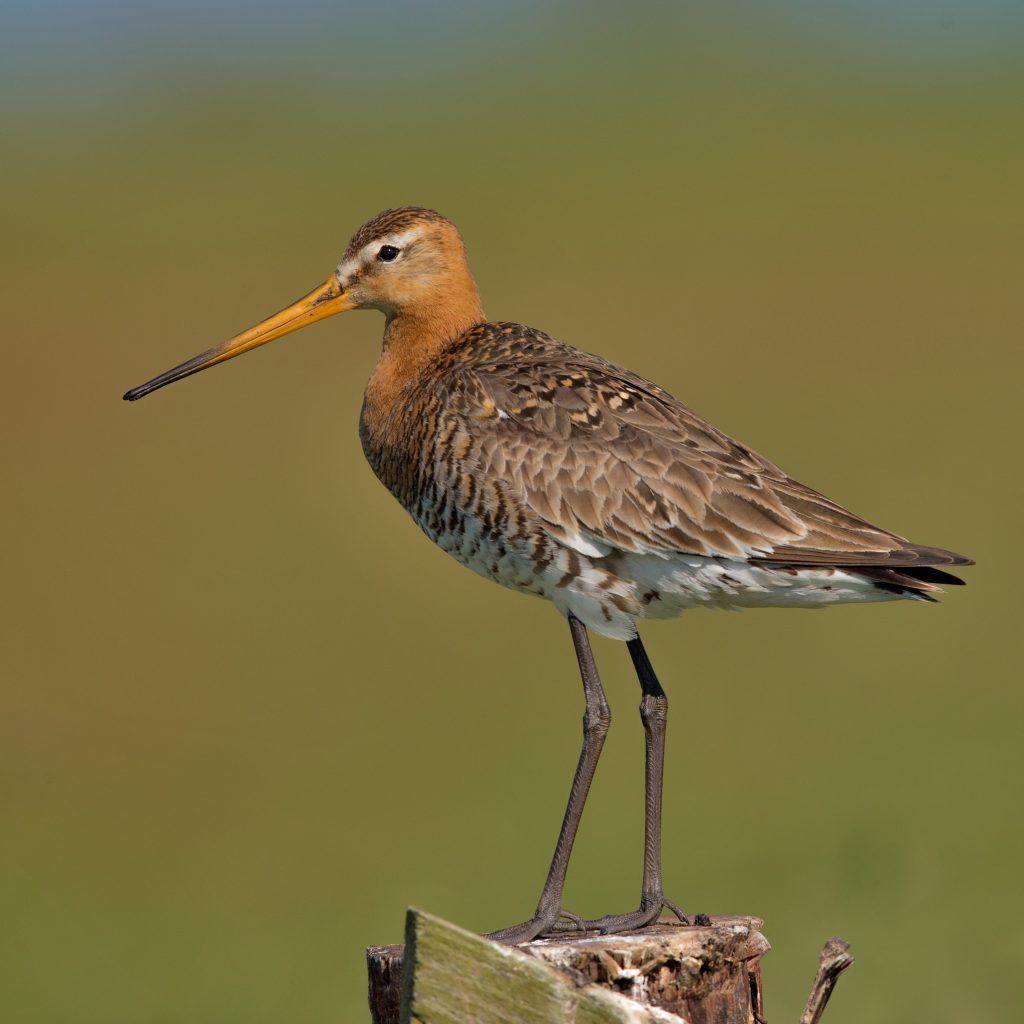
2,2,1020,1021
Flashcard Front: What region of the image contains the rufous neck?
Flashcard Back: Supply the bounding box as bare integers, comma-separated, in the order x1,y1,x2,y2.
363,285,485,438
383,286,484,355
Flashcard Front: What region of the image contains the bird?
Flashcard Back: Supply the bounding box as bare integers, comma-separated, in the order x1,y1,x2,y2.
124,206,972,944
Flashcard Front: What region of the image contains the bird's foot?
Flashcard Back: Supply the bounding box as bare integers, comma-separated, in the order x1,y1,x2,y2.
549,893,689,935
485,906,586,945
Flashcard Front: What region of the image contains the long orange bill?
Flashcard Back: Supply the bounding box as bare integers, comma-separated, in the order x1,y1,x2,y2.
123,277,354,401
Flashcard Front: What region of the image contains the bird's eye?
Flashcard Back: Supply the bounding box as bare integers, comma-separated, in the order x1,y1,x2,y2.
377,245,400,262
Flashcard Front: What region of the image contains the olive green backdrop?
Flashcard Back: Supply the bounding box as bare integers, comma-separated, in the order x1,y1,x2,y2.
2,3,1020,1022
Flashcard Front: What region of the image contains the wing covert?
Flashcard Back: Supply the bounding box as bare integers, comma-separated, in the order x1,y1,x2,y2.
439,331,914,564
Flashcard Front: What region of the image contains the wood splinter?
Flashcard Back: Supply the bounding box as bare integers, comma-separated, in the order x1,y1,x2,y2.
800,936,855,1024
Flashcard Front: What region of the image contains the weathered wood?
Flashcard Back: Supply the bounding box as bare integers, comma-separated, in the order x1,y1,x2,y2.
400,909,586,1023
367,942,405,1024
368,910,773,1024
523,915,768,1022
800,937,854,1024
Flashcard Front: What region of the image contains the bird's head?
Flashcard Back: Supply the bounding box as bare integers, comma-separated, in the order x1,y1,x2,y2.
123,206,480,402
336,207,475,316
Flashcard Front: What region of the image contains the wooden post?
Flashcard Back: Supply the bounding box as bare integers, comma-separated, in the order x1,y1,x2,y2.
368,910,851,1023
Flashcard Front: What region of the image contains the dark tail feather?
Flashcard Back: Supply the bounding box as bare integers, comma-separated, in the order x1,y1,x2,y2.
899,565,967,586
853,563,967,601
753,539,973,600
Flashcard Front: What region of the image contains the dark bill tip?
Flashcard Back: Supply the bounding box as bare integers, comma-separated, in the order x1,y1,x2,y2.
122,345,222,402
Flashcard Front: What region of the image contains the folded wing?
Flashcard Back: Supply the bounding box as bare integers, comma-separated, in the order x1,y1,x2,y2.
446,330,971,576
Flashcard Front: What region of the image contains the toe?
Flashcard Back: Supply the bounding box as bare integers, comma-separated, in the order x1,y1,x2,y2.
486,919,546,944
487,907,585,944
663,898,689,925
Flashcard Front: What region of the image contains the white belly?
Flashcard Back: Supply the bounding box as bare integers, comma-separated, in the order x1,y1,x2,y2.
555,552,901,639
426,504,899,640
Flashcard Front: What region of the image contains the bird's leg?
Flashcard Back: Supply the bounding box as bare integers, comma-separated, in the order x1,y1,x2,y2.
552,630,687,934
486,613,610,944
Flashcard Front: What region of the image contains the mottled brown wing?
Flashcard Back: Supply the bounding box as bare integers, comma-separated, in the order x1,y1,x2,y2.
447,330,970,568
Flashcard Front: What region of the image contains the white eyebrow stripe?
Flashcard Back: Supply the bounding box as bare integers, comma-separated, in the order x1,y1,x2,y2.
337,227,424,282
357,227,421,263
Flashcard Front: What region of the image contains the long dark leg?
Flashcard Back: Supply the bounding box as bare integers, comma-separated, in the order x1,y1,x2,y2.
553,629,687,934
627,632,687,923
487,613,610,944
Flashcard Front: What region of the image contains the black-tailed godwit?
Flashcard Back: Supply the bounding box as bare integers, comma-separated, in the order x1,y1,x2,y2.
125,207,972,943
